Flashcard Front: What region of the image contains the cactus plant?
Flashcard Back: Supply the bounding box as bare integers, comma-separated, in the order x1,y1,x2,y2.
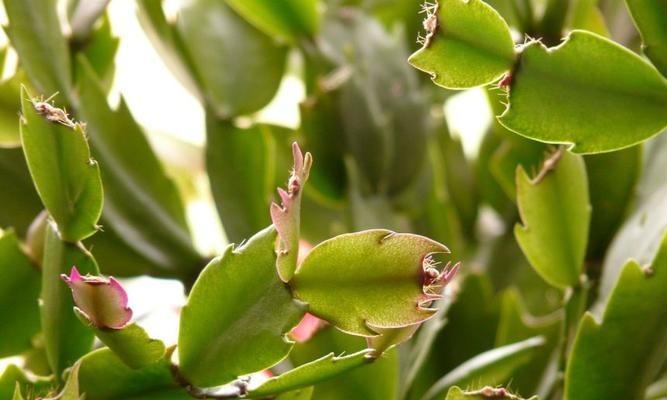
0,0,666,399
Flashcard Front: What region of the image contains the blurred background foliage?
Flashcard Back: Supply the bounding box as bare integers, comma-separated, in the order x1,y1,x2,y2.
0,0,665,399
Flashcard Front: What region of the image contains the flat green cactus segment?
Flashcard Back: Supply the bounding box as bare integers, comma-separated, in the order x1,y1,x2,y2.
408,0,515,89
499,30,667,154
19,87,103,242
625,0,667,76
291,229,449,336
178,226,305,387
565,233,667,399
515,151,590,289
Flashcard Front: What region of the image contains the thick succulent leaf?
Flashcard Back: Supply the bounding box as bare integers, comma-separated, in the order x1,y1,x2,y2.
445,386,539,400
0,365,53,400
499,30,667,154
178,226,305,387
565,233,667,400
2,0,72,95
20,88,103,242
584,146,642,260
625,0,667,76
271,143,312,282
596,185,667,309
177,0,287,118
408,0,515,89
292,229,451,336
515,151,590,289
291,325,398,400
206,119,284,243
75,309,165,369
422,337,545,400
224,0,319,42
0,229,40,357
75,58,201,279
78,348,188,400
495,290,562,396
42,222,99,376
247,350,374,398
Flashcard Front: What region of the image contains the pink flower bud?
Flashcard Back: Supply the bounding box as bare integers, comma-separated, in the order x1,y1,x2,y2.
60,266,132,329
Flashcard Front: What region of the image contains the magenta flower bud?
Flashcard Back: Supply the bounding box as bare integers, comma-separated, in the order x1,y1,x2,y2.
60,266,133,329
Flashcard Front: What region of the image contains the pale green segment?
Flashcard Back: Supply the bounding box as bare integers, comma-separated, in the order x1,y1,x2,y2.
292,229,448,336
422,336,545,400
42,222,99,376
515,151,590,289
445,386,539,400
499,30,667,154
625,0,667,76
75,309,165,370
408,0,515,89
177,0,287,119
78,348,189,399
178,226,305,387
19,87,103,242
224,0,319,42
565,233,667,399
247,350,374,398
0,230,40,358
3,0,72,95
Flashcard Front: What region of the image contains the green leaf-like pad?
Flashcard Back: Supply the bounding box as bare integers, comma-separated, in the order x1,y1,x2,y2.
408,0,515,89
75,309,165,369
515,151,590,289
291,229,452,336
177,0,287,118
178,226,305,387
499,30,667,154
565,233,667,399
20,88,103,242
248,350,373,398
